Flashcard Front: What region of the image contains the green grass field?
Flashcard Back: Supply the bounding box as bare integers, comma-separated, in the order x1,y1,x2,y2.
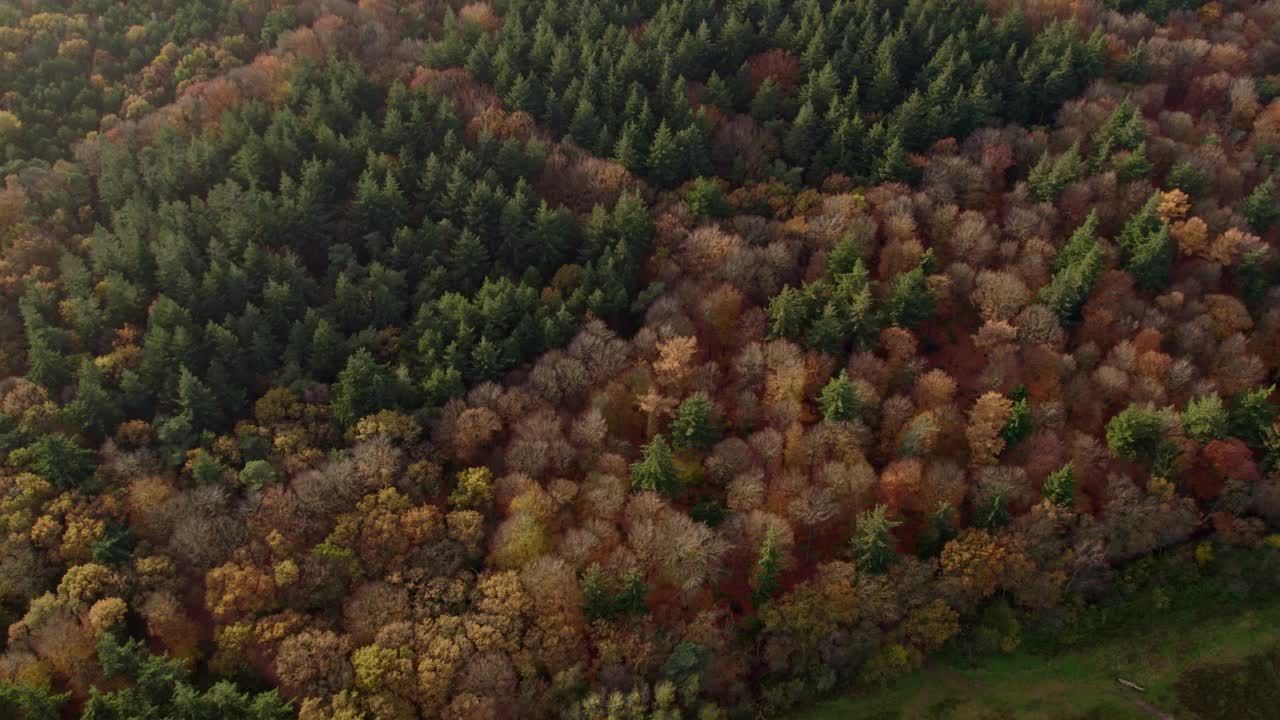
794,599,1280,720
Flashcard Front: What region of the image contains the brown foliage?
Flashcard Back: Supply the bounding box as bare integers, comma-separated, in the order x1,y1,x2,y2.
275,629,354,699
1171,216,1209,257
652,336,699,392
450,407,503,463
1158,189,1191,220
467,105,534,144
966,393,1013,466
878,238,925,279
205,562,276,622
747,49,800,92
1204,294,1253,339
409,68,499,120
1253,100,1280,151
343,581,411,646
140,591,201,660
1207,227,1261,266
913,369,958,410
972,270,1031,322
879,459,926,515
940,529,1007,602
458,3,503,33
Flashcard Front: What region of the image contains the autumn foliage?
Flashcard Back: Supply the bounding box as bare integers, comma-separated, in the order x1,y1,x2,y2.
3,0,1280,718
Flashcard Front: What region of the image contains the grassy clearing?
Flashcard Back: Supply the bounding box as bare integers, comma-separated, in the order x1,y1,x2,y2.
794,584,1280,719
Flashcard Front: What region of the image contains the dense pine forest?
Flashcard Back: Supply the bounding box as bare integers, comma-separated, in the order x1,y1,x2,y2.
1,0,1279,718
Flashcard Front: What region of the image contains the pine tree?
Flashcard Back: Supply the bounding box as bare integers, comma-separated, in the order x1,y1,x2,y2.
309,319,346,380
580,563,613,620
422,365,464,407
333,349,399,428
670,393,719,451
66,360,121,441
188,449,230,485
494,212,530,275
26,328,70,391
1127,221,1172,291
1091,99,1144,171
1237,248,1272,307
1042,462,1075,507
1055,211,1101,272
178,367,220,433
705,74,734,112
883,252,935,328
766,285,813,338
751,528,782,607
916,502,958,559
526,202,572,275
677,121,712,179
647,121,682,188
542,87,567,134
1116,40,1149,83
1,680,66,718
828,232,863,277
895,90,935,152
685,177,732,219
870,39,899,110
801,30,829,76
666,76,694,130
630,434,679,495
230,136,267,189
806,303,847,355
807,62,841,111
505,72,532,112
750,78,785,123
464,43,494,85
974,481,1011,528
1039,44,1079,115
1026,150,1055,200
784,101,820,165
851,505,900,575
819,371,862,422
1027,143,1083,202
963,76,996,134
616,569,649,616
829,259,878,349
614,122,646,172
448,229,492,293
86,633,293,719
1229,385,1276,449
1000,387,1032,447
9,434,95,489
1166,161,1208,198
463,180,500,239
568,95,599,149
874,133,910,184
1117,194,1171,291
440,164,472,221
1038,244,1103,322
1241,177,1279,234
350,165,382,234
1040,210,1104,322
1106,403,1167,463
825,115,868,177
470,335,505,382
1114,142,1151,182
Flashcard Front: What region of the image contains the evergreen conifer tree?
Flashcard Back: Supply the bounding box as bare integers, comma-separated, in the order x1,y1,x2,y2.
852,505,900,575
630,434,679,495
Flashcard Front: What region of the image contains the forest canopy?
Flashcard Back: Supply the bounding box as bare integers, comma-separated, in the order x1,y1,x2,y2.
2,0,1280,719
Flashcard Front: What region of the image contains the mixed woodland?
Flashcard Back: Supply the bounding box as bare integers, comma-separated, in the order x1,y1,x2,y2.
1,0,1280,718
